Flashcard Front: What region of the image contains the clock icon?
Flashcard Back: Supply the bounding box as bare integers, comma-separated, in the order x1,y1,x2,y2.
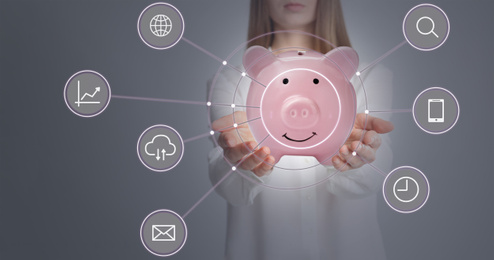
393,176,419,203
383,166,430,213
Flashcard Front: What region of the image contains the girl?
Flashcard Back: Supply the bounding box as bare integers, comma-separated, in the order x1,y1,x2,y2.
209,0,394,259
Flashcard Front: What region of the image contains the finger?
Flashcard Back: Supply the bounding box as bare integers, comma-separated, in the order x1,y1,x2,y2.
332,155,351,172
217,131,241,149
339,145,365,169
239,146,270,171
346,156,365,169
224,141,257,163
217,128,256,149
347,128,365,143
346,129,382,150
212,111,248,131
351,141,376,163
354,113,394,133
362,130,381,149
252,155,275,177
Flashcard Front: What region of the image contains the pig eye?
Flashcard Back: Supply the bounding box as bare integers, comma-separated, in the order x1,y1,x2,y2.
313,78,319,84
283,78,289,84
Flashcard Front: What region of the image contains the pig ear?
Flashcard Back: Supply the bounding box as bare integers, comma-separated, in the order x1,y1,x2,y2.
324,47,359,80
243,46,277,77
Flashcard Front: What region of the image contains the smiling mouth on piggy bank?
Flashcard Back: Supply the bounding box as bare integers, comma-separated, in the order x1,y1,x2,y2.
282,132,317,142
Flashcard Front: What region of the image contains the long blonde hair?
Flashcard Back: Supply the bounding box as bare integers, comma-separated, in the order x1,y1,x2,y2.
247,0,351,53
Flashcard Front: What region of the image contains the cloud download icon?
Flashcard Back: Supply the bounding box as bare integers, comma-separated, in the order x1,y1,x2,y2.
137,125,184,172
145,135,177,161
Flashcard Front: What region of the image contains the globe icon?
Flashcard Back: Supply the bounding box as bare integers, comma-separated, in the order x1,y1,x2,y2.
150,14,172,37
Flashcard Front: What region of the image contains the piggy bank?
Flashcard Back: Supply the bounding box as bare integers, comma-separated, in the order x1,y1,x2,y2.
243,46,358,166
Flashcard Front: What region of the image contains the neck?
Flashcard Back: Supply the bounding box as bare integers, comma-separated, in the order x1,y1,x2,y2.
271,23,315,50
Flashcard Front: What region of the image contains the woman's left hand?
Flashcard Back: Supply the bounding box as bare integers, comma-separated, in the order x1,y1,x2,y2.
332,113,394,171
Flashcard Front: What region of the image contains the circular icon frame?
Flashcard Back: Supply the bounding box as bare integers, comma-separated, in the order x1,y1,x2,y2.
64,70,111,118
403,3,450,51
137,2,185,50
137,124,184,172
412,87,460,135
140,209,187,257
383,166,430,214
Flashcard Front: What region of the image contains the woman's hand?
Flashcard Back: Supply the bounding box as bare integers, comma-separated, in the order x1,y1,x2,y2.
332,113,394,171
212,111,275,177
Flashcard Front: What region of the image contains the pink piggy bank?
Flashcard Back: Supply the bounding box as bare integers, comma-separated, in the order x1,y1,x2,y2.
243,46,358,166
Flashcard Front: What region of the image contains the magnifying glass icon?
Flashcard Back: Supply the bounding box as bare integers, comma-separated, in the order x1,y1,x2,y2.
416,16,439,38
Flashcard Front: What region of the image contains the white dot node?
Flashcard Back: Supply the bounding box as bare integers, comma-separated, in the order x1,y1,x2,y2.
356,71,361,76
231,104,236,108
233,123,238,128
352,151,357,156
365,109,369,114
241,72,246,77
206,101,211,106
222,61,227,66
232,166,237,171
210,130,214,135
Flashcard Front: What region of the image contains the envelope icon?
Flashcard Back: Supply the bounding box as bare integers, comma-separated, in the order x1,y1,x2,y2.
152,225,176,242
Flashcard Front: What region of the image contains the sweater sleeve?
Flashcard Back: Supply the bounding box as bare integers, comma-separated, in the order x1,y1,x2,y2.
207,67,271,206
208,146,272,206
325,64,394,198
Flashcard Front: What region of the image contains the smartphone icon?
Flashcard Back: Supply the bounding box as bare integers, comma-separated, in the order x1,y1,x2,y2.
428,99,444,123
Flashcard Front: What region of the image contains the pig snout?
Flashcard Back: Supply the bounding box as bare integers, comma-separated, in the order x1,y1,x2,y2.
281,95,320,130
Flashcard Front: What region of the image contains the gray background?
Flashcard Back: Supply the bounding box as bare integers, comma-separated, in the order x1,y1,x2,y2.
0,0,492,259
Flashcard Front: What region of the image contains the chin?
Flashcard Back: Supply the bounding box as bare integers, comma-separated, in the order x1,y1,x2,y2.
278,16,314,30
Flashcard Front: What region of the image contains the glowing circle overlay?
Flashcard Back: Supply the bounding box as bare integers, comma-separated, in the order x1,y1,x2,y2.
207,30,369,190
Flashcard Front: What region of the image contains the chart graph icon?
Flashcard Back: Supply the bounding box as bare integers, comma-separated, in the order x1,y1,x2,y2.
75,80,102,107
64,70,111,117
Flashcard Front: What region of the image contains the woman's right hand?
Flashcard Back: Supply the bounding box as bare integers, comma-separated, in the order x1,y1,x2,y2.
212,111,274,177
